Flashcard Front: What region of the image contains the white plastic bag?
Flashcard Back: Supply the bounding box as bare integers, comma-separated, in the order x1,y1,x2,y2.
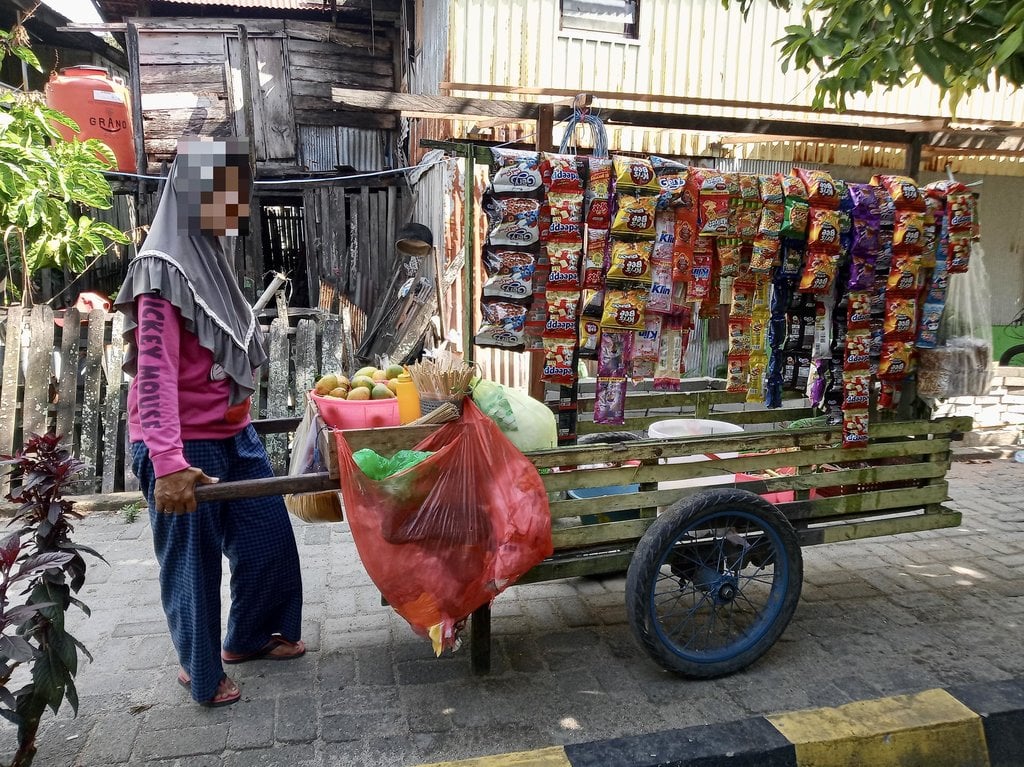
471,379,557,453
940,241,992,396
284,394,342,523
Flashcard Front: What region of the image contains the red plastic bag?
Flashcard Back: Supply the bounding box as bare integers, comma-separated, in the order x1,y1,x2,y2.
334,399,553,653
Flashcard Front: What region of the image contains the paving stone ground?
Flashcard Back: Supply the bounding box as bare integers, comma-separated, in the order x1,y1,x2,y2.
7,458,1024,766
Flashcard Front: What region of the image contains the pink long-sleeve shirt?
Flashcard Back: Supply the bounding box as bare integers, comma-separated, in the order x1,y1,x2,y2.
127,294,252,477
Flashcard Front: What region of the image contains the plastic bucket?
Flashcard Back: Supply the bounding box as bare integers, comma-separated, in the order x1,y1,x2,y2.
647,418,744,490
568,483,641,525
311,391,400,430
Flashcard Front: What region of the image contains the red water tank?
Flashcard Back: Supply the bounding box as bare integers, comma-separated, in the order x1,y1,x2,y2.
44,65,136,174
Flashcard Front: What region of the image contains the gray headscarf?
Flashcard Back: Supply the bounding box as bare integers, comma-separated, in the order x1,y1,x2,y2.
114,147,266,406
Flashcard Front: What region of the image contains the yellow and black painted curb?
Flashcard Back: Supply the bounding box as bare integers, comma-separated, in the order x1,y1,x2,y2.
415,677,1024,767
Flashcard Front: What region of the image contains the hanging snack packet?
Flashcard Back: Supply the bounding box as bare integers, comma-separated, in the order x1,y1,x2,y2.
544,290,580,339
671,279,689,313
928,259,950,303
736,200,761,243
784,312,813,352
893,210,925,251
730,278,756,318
594,377,628,425
842,411,870,449
652,156,689,209
581,288,605,318
631,316,662,379
475,301,527,349
843,373,871,410
598,329,629,377
759,174,785,205
781,198,810,239
728,316,752,355
698,191,732,236
607,239,654,283
601,289,647,330
846,292,872,329
916,300,945,349
717,238,743,278
611,194,657,239
947,191,975,232
752,277,772,315
613,155,660,195
582,230,608,290
764,353,784,408
579,317,602,359
794,168,840,208
490,148,543,194
482,249,536,302
807,208,841,252
654,316,685,391
672,208,698,281
948,232,972,273
758,204,784,239
547,193,584,242
546,241,583,289
654,212,676,261
542,153,585,194
750,236,781,273
647,260,674,314
747,353,768,404
878,341,914,380
812,302,832,359
884,297,918,340
781,174,808,200
872,174,924,210
688,244,714,302
798,250,838,294
726,353,750,393
845,328,872,370
586,197,612,230
887,251,924,295
847,253,877,292
737,173,759,201
588,157,613,198
542,339,576,386
484,196,541,247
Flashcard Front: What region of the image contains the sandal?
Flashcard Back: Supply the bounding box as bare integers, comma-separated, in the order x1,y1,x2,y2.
177,669,241,708
222,636,305,664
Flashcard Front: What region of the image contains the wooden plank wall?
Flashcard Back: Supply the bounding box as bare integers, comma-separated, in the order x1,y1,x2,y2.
134,17,398,172
0,307,368,495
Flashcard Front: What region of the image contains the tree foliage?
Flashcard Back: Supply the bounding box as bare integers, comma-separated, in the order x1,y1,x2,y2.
727,0,1024,111
0,25,129,305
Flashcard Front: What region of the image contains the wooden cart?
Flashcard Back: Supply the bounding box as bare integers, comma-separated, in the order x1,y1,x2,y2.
197,381,970,678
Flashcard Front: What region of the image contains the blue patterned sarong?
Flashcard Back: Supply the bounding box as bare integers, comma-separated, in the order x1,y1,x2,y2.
131,425,303,702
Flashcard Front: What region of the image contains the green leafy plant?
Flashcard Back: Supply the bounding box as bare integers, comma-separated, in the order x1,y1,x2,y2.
727,0,1024,111
120,500,144,525
0,24,129,305
1,433,103,767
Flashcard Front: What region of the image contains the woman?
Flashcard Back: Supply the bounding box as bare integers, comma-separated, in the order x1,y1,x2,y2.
116,138,304,707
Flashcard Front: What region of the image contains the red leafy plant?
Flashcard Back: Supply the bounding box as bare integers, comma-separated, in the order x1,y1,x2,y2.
1,433,103,767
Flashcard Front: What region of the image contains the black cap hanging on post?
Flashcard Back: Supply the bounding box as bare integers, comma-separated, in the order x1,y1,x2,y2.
396,223,434,256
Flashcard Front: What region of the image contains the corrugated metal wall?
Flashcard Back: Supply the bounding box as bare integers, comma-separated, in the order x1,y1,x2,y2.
297,125,387,171
447,0,1024,173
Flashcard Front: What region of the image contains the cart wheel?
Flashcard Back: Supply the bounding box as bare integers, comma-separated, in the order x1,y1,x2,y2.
626,489,802,678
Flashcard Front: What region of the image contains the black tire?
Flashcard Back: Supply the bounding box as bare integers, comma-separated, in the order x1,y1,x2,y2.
1000,344,1024,367
577,431,641,445
625,489,802,678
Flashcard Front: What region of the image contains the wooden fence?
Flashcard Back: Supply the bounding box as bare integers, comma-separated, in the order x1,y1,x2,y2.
0,306,362,496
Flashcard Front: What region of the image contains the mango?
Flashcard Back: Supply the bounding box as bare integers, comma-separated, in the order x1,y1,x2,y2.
328,386,349,398
314,373,339,395
354,366,378,380
371,370,389,383
386,378,399,393
371,383,396,399
346,387,371,401
350,375,375,391
385,364,405,380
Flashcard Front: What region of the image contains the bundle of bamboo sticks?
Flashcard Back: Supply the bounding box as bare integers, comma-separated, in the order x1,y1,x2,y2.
407,351,475,403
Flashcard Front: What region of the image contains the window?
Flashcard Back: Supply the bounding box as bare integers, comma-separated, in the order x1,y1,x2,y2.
560,0,640,39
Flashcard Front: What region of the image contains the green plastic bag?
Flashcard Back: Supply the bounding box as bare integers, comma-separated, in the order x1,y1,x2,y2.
353,449,434,480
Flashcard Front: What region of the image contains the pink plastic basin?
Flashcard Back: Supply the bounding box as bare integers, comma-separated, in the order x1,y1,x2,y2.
311,391,400,430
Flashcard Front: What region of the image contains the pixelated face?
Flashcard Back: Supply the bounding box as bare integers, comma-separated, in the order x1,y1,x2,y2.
176,137,252,237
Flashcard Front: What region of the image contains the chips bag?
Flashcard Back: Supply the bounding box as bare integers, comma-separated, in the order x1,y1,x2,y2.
475,301,527,349
613,155,659,195
546,241,583,289
872,174,924,210
795,168,840,208
542,153,585,194
611,194,657,239
541,339,576,385
490,148,543,194
601,289,647,330
543,290,580,339
594,377,628,425
781,198,810,239
484,196,541,247
607,239,654,283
